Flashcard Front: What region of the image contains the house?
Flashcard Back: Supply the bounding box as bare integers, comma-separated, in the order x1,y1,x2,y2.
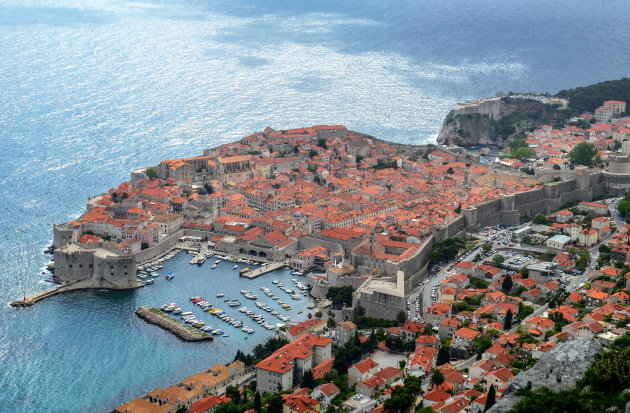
335,321,357,346
474,265,502,282
425,303,452,326
578,228,598,247
521,287,544,303
585,289,610,307
439,318,462,342
469,359,499,380
282,390,321,413
280,319,326,341
453,327,480,342
348,358,379,386
374,366,404,386
422,388,451,407
255,334,333,393
408,345,438,376
400,321,425,341
546,234,571,250
415,334,440,348
484,368,513,391
356,376,385,397
311,383,340,408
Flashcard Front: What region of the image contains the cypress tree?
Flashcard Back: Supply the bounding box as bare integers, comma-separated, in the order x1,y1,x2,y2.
485,385,496,411
501,274,513,293
503,309,513,330
254,391,261,413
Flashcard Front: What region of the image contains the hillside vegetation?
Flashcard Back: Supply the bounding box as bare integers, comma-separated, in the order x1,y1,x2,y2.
557,77,630,115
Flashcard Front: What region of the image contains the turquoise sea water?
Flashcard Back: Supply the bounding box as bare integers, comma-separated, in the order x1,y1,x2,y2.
1,0,629,411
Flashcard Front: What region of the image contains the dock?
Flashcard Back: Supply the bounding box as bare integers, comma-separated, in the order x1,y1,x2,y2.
10,280,142,307
135,306,213,342
240,263,284,279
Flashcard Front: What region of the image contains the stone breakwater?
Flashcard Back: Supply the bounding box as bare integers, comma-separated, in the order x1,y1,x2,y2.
135,306,213,342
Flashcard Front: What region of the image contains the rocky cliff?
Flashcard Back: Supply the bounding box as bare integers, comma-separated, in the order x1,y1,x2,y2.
436,97,555,148
487,338,603,412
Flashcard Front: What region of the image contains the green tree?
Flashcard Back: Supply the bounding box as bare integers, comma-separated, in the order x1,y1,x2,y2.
492,254,505,268
266,393,284,413
618,200,630,220
501,274,513,293
254,391,261,413
513,146,536,161
431,367,445,389
532,213,549,225
397,311,407,325
302,369,315,389
504,309,513,330
225,385,240,405
568,142,597,167
309,149,318,158
314,311,322,320
317,138,328,149
485,385,496,411
145,167,157,179
399,360,407,370
482,243,492,252
509,138,529,150
437,346,450,366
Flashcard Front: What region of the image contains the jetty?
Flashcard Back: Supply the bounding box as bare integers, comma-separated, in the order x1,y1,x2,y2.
135,306,213,342
10,280,142,307
240,262,283,279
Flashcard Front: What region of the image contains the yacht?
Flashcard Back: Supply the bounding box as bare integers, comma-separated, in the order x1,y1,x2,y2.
144,279,154,285
216,293,225,297
214,260,221,265
229,300,242,307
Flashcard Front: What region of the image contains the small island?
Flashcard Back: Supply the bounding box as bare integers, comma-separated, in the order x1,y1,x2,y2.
135,306,213,342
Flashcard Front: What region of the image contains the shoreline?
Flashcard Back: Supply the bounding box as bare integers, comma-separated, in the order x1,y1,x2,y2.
135,305,213,342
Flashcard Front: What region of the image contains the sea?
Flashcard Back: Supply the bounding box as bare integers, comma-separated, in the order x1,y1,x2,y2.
0,0,629,411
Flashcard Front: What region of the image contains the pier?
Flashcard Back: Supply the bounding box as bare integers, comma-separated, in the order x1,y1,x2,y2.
239,262,284,279
10,280,142,307
135,306,213,342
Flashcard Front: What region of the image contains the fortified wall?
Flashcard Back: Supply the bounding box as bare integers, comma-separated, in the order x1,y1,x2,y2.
461,171,609,232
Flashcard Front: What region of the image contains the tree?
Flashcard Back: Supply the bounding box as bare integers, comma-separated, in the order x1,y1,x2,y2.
356,306,366,318
267,393,284,413
485,385,496,411
568,142,597,167
437,346,450,366
399,360,407,370
225,385,240,405
618,200,630,220
482,243,492,252
492,254,505,268
455,203,462,214
532,213,549,225
501,274,513,293
309,149,318,158
431,367,445,389
504,309,513,330
513,146,536,161
145,167,157,179
447,167,454,174
317,138,328,149
397,311,407,325
314,311,322,320
509,138,528,150
254,391,261,413
302,369,315,389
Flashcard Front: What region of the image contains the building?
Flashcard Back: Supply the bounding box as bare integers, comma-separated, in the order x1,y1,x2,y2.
255,334,333,393
335,321,357,346
348,358,379,386
545,234,571,250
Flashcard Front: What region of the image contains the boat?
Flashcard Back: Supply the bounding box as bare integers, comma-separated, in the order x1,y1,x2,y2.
166,273,174,280
173,308,182,314
297,310,303,314
217,293,225,297
229,300,242,307
211,264,218,269
223,334,230,337
307,305,315,309
233,265,238,269
214,260,221,265
197,257,205,265
239,267,251,275
144,279,154,285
